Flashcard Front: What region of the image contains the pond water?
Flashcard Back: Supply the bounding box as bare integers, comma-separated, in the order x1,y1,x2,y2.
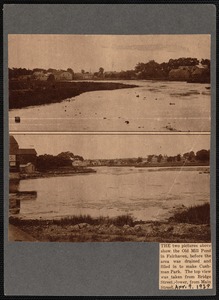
13,166,210,221
9,80,210,132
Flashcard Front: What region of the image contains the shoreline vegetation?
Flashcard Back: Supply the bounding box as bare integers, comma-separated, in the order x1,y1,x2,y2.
15,164,209,181
9,81,138,109
9,57,211,110
9,203,211,243
18,167,96,180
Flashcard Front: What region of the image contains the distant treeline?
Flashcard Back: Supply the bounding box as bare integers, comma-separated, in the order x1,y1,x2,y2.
9,57,210,82
35,149,210,171
87,149,210,166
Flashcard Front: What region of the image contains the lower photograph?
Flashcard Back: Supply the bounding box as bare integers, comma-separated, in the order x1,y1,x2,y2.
9,133,210,243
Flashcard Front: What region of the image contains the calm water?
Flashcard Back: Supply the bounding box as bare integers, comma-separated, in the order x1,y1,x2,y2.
9,80,210,132
14,166,210,221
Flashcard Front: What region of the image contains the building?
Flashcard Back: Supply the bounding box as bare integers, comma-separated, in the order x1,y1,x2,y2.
9,135,19,171
151,155,158,164
74,73,84,80
54,71,73,81
82,73,94,80
72,160,87,167
10,135,37,175
33,71,48,81
168,68,191,81
17,149,37,166
20,162,36,174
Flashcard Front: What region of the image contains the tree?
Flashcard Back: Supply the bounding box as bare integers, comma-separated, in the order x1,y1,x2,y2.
67,68,74,75
196,149,210,162
168,57,199,69
183,151,195,161
135,60,164,79
176,154,181,161
167,156,175,162
147,155,153,163
157,154,163,163
201,59,210,68
137,157,143,163
81,69,85,74
33,68,46,73
47,74,55,82
36,151,84,171
99,67,104,75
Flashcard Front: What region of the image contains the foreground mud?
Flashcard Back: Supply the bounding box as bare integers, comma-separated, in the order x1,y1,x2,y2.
8,220,211,243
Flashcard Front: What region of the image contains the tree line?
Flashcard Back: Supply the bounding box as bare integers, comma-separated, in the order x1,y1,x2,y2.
35,149,210,171
9,57,210,81
36,152,84,171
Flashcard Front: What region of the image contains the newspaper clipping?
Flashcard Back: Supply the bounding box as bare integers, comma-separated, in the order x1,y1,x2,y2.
8,34,212,293
160,243,212,290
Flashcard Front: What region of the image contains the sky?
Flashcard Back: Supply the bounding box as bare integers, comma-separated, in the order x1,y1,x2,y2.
13,134,210,159
8,34,210,73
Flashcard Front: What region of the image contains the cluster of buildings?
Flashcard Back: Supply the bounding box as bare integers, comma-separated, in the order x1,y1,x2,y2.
15,70,121,82
168,64,209,82
81,155,172,167
9,135,37,174
16,70,73,81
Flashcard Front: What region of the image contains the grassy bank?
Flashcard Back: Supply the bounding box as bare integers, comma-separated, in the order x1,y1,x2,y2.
169,203,210,225
9,80,138,109
19,167,96,180
9,203,211,242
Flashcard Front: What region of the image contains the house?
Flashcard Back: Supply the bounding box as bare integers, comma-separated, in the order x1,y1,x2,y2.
72,160,87,167
82,73,94,80
169,68,191,81
54,71,73,81
10,135,19,155
33,71,48,81
9,135,37,173
74,73,84,80
16,149,37,166
162,155,168,163
151,156,158,164
20,162,36,173
191,65,209,80
104,71,120,79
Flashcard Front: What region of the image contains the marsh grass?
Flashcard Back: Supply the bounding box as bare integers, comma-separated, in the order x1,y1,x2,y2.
9,203,210,230
169,203,210,224
9,214,136,227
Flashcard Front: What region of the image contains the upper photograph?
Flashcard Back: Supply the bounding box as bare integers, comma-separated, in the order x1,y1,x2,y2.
8,34,211,132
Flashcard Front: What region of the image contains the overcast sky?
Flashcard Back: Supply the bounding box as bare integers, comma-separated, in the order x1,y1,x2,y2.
13,134,210,159
8,34,210,72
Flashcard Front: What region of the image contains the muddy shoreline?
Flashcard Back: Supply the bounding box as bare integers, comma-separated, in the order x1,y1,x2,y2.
9,81,138,109
9,218,211,243
19,168,96,180
9,204,211,243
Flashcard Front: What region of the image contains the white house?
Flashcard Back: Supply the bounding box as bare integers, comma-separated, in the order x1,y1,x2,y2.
72,160,87,167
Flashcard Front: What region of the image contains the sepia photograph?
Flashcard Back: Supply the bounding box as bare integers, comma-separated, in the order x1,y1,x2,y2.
4,3,216,297
8,34,211,132
9,134,210,243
